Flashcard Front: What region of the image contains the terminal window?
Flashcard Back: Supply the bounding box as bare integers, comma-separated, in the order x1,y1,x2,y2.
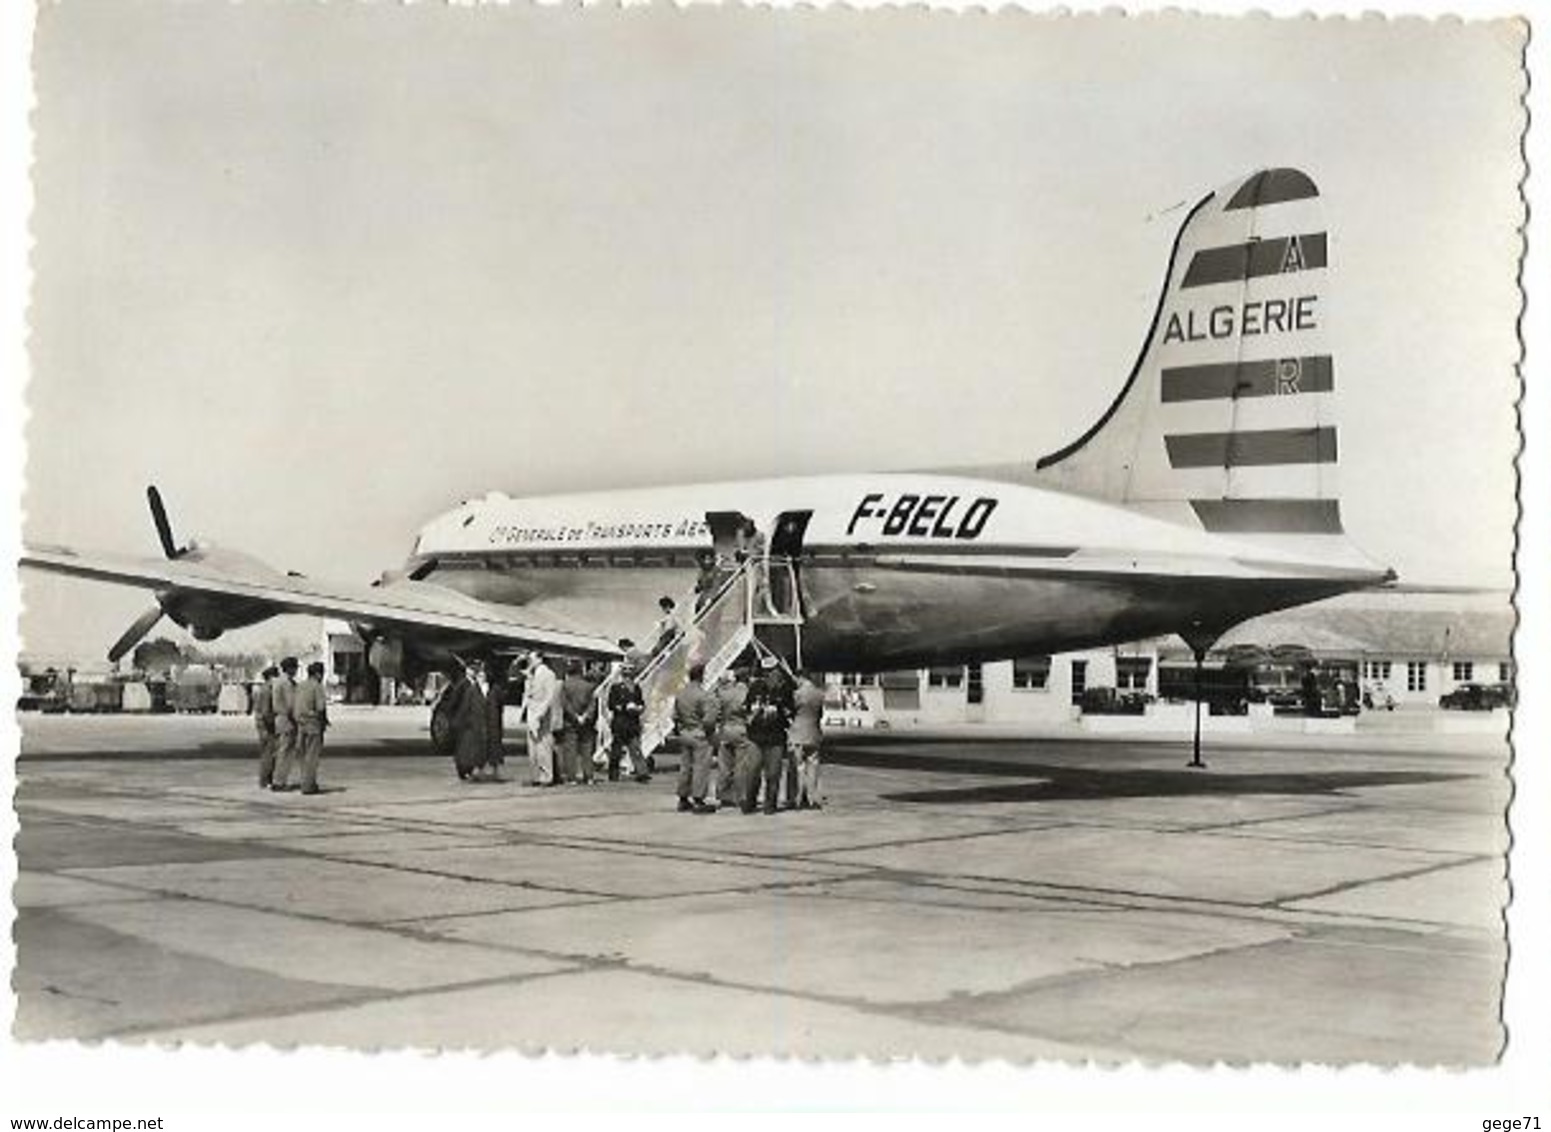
1116,657,1152,691
1070,659,1088,705
1500,662,1513,682
926,666,964,689
1452,661,1474,682
1013,656,1052,690
1362,660,1392,682
1407,662,1428,693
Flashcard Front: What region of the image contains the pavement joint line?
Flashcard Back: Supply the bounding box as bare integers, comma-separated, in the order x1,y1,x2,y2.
38,820,885,908
31,869,631,973
115,955,1120,1061
1171,803,1371,833
102,959,602,1045
34,795,891,889
38,794,869,885
904,933,1302,1020
369,825,887,877
764,822,1087,862
898,923,1503,1039
845,866,1501,936
1196,827,1502,858
1289,923,1503,958
300,833,874,885
376,869,904,916
475,949,1138,1062
1269,853,1501,909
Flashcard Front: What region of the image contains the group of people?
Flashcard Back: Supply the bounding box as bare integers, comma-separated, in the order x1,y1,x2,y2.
672,656,825,815
251,554,825,812
252,656,330,795
428,651,657,788
433,658,509,782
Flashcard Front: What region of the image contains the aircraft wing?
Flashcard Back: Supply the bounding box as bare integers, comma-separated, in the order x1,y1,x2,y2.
20,544,620,659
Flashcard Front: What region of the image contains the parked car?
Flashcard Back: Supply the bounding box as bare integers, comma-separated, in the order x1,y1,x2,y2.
1440,683,1506,711
17,668,70,713
1079,687,1152,716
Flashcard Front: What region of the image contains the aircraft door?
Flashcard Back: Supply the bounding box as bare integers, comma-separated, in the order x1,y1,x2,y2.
767,510,812,619
769,510,812,559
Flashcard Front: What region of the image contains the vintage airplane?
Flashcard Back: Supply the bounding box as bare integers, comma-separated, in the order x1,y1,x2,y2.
21,167,1394,685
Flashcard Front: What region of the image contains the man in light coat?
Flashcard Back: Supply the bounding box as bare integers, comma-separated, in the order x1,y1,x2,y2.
522,653,560,786
790,670,826,809
268,657,301,792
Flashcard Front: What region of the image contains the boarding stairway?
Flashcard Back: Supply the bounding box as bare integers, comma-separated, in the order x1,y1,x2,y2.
603,556,804,759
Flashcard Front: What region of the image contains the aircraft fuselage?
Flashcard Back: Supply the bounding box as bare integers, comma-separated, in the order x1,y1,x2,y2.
406,472,1383,670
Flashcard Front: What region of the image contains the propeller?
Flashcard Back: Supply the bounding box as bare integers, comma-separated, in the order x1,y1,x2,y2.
105,485,186,663
108,603,166,664
147,485,188,559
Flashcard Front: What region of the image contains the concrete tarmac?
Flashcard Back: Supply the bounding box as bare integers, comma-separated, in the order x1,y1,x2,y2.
12,708,1509,1063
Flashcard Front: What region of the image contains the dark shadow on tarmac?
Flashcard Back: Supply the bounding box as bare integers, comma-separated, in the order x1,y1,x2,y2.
823,741,1471,804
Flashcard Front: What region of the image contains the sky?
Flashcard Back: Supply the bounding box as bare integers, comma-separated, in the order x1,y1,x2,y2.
17,1,1526,663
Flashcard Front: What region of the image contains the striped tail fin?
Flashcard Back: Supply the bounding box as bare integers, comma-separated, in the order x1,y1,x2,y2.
1035,167,1372,566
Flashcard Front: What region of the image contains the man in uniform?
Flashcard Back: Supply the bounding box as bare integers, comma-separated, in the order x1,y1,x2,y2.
790,670,826,809
293,661,330,796
253,665,279,788
606,659,649,782
672,663,718,813
745,655,795,814
522,653,560,786
712,662,755,811
268,656,301,792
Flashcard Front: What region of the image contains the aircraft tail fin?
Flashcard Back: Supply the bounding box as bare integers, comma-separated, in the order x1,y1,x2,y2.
1033,168,1375,567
